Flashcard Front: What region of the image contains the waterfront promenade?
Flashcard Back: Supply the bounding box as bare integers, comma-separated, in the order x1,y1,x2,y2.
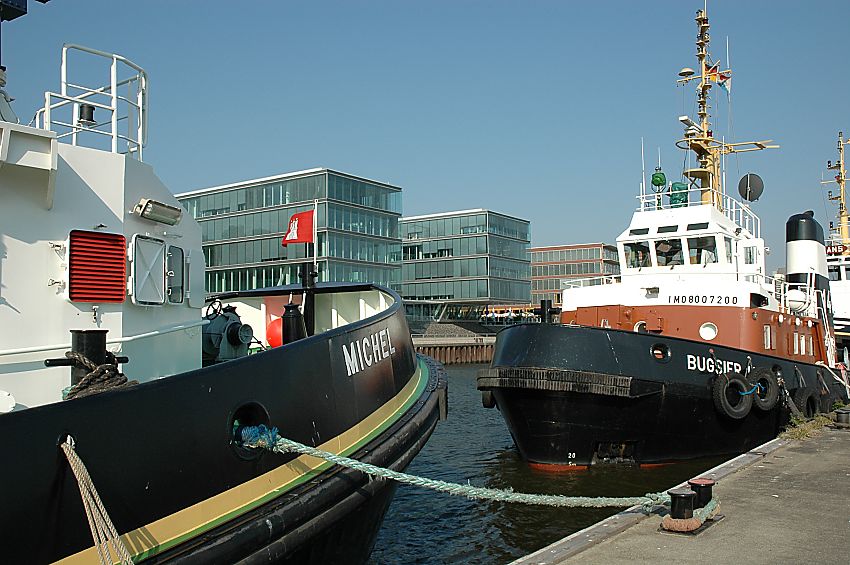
514,428,850,565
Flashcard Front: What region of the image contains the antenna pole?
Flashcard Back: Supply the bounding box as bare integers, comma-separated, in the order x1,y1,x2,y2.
838,132,849,247
641,137,646,195
823,131,849,250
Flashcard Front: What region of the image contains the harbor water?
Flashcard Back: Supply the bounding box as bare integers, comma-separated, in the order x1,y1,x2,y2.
369,364,726,564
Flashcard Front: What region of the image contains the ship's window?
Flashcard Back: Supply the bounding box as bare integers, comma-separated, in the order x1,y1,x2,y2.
655,238,684,267
799,333,806,356
771,326,777,350
807,335,814,356
744,246,757,265
657,225,678,233
688,236,718,265
629,228,650,236
793,332,799,354
625,241,651,268
763,325,771,349
724,237,733,264
687,222,709,230
167,245,184,304
829,265,841,281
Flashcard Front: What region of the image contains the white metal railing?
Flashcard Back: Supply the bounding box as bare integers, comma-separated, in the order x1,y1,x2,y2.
33,44,148,160
636,185,760,238
562,275,621,289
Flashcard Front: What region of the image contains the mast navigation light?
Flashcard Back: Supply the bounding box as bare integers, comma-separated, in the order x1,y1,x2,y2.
678,67,695,77
79,104,96,127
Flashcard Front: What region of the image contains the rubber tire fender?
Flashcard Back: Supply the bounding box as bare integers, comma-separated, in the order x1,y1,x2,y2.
712,373,753,420
748,367,780,412
481,390,496,409
792,388,818,419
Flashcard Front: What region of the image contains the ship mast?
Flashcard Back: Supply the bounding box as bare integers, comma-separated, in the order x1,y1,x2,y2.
675,8,777,209
824,131,850,250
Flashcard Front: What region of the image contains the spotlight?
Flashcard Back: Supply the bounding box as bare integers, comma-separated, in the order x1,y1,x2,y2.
133,198,183,225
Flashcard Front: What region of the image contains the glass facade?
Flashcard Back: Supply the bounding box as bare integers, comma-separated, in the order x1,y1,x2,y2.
177,169,401,293
530,243,620,306
400,210,531,320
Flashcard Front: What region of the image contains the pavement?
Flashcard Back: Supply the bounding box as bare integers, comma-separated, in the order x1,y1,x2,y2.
513,428,850,565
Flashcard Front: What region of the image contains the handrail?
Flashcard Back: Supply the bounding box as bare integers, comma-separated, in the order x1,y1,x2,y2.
0,319,208,358
34,44,148,160
636,186,760,238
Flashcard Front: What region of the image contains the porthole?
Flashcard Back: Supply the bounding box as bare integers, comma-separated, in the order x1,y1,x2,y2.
650,343,671,363
699,322,718,341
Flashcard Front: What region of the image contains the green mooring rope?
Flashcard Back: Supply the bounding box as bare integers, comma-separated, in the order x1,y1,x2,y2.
240,425,671,512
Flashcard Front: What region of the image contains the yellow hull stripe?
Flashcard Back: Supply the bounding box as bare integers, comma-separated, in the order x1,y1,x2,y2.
57,359,429,564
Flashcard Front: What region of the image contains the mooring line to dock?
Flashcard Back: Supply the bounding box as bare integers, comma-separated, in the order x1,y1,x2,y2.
239,425,671,512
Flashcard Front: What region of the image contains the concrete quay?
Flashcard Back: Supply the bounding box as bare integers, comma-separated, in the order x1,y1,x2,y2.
513,428,850,565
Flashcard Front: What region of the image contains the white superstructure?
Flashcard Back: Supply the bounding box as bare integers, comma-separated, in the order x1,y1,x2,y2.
0,46,206,409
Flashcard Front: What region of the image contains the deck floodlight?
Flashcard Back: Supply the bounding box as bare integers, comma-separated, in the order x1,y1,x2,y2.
133,198,183,225
678,67,695,77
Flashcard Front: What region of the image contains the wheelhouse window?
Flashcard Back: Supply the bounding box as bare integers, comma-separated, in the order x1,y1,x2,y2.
688,236,718,265
829,265,842,282
724,237,733,264
655,238,684,267
624,241,651,268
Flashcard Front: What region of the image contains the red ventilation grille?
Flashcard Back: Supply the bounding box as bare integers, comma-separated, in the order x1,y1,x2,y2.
69,230,127,303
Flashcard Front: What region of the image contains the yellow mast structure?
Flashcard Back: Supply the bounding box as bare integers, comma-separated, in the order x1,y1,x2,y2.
824,131,850,251
675,8,777,208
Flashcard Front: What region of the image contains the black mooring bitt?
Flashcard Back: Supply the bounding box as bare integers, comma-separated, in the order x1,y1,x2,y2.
70,329,108,384
688,477,716,509
668,488,695,519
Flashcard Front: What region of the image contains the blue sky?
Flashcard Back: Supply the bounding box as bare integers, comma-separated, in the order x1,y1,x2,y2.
7,1,850,268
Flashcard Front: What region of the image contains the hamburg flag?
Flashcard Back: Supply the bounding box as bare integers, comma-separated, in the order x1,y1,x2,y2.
281,210,315,246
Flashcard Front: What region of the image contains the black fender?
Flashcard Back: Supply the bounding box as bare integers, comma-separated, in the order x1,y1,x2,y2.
712,373,753,420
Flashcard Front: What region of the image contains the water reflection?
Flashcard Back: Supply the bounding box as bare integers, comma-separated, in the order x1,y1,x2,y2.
369,364,726,564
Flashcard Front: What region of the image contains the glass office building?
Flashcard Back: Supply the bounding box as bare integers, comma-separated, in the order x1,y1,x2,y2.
176,168,402,293
400,209,531,320
530,243,620,307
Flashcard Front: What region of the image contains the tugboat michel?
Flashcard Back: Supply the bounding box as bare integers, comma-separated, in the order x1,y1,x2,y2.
478,8,850,469
0,3,445,564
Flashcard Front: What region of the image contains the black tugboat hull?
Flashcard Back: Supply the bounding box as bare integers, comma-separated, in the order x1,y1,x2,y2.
479,323,846,468
0,285,447,565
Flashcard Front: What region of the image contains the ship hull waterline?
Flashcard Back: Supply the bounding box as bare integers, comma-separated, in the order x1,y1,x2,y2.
478,323,845,468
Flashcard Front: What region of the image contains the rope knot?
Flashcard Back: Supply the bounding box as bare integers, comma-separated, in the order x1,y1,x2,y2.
240,424,281,449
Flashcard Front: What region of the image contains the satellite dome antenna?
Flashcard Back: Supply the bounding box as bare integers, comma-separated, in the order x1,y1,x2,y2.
737,173,764,202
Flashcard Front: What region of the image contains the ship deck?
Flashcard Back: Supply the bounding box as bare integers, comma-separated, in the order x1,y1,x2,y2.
513,427,850,565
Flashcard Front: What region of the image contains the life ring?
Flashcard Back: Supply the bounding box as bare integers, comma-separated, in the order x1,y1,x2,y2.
747,367,780,412
712,373,753,420
792,388,818,418
481,390,496,409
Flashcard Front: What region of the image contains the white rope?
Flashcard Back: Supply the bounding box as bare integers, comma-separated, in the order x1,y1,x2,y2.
60,436,134,565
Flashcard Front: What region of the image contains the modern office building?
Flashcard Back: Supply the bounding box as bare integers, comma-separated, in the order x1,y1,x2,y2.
400,209,531,321
530,243,619,307
176,168,402,293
